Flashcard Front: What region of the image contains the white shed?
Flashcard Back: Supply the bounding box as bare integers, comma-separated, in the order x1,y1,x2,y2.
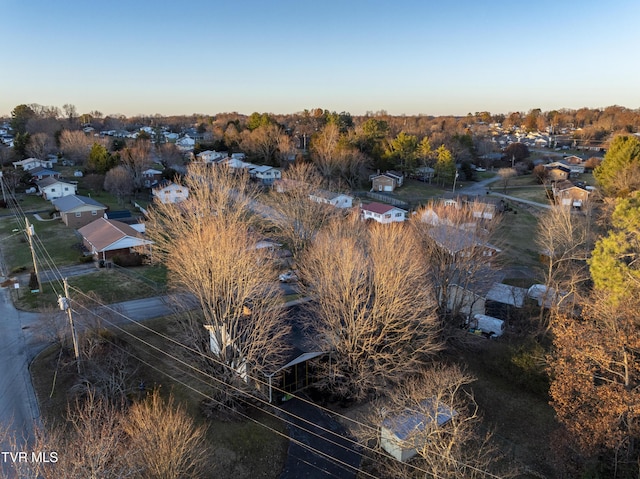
381,398,456,462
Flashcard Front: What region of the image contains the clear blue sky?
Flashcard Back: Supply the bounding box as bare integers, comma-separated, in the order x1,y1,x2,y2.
2,0,639,118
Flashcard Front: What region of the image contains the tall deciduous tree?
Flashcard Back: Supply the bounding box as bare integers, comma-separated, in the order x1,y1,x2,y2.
104,165,134,204
497,167,517,193
297,219,441,400
144,163,290,402
593,134,640,198
263,162,339,258
25,132,55,160
310,122,341,180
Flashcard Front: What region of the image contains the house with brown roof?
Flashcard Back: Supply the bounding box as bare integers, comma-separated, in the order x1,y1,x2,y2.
361,202,407,224
544,163,571,181
78,218,153,263
52,195,108,228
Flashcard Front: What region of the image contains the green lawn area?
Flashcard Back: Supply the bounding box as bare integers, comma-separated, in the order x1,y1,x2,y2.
14,268,162,310
0,215,83,274
494,205,542,271
501,186,551,204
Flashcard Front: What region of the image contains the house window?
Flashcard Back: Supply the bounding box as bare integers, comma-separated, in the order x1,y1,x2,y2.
395,213,403,217
385,214,391,219
75,212,82,217
91,210,97,216
64,187,69,191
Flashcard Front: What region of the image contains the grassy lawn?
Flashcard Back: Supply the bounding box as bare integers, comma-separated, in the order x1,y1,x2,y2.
501,186,551,204
31,315,289,479
14,269,162,310
494,205,542,271
0,215,83,274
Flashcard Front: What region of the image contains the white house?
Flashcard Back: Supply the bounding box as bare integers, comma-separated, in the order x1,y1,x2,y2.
249,165,282,185
12,157,55,171
196,150,228,163
36,178,78,201
152,181,189,204
361,202,406,224
381,398,457,462
309,190,354,209
176,135,196,150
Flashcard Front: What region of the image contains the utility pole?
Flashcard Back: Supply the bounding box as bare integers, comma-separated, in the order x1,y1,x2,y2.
59,278,81,374
25,218,41,293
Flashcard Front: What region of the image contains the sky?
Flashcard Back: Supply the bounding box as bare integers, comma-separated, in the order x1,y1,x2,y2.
2,0,640,119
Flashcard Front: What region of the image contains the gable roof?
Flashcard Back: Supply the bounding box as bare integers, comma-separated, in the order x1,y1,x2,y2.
52,195,107,213
78,218,152,253
36,177,74,188
30,167,59,177
361,202,405,215
382,397,457,440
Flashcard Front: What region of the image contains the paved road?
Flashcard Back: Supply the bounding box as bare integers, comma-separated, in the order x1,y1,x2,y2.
0,283,42,477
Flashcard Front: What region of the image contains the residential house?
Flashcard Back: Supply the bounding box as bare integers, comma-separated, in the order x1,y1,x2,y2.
30,167,61,182
196,150,228,163
152,181,189,204
468,196,505,220
176,135,195,151
12,157,55,171
427,224,501,259
36,177,77,200
52,195,107,228
544,163,571,181
309,190,354,208
249,165,282,185
78,217,153,263
552,180,590,208
413,166,435,183
370,170,404,192
142,168,163,188
361,202,407,224
380,397,457,462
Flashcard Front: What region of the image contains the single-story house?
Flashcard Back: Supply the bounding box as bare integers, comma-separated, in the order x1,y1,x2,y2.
196,150,228,163
36,177,77,200
309,190,354,209
413,166,435,182
78,217,153,262
52,195,108,228
381,397,457,462
152,181,189,204
12,157,55,171
427,225,501,259
176,135,195,150
361,202,407,224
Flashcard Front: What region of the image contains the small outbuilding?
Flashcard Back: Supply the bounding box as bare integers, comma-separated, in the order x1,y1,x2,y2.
381,397,457,462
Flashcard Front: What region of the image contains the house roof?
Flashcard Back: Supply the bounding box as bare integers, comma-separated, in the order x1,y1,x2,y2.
78,218,152,253
311,189,352,201
36,177,74,188
52,195,107,212
428,225,501,255
382,398,457,440
361,202,405,215
30,167,59,177
485,283,527,307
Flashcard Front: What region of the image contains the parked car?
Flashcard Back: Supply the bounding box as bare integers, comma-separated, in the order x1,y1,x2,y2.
279,270,298,283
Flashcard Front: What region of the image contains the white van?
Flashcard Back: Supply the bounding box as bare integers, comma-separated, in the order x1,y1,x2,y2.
468,314,505,338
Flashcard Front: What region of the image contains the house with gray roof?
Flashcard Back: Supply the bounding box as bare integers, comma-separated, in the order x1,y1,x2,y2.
52,195,108,228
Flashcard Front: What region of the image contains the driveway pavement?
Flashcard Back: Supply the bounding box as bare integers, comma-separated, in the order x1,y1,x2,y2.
278,397,361,479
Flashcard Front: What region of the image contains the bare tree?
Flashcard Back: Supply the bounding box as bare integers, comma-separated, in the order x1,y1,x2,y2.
144,163,291,403
535,204,595,330
104,165,134,205
297,219,441,400
157,142,184,167
59,130,105,165
411,201,502,335
123,390,209,479
263,162,339,258
310,123,341,180
497,167,517,193
240,123,283,164
358,364,515,479
26,132,55,159
121,140,153,194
